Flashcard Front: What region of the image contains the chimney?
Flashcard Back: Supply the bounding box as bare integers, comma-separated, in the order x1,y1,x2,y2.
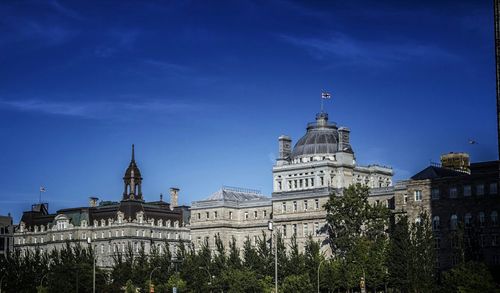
89,197,99,207
169,188,179,210
277,135,292,166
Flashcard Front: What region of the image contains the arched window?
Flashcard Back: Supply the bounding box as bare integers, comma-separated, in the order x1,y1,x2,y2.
465,213,472,227
432,216,440,231
492,211,498,226
479,212,485,227
450,214,458,230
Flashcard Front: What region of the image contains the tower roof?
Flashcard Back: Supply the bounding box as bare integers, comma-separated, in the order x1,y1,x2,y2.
124,144,142,179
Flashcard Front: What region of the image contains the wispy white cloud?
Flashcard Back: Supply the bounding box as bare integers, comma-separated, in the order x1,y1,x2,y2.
0,15,77,47
280,33,458,66
48,0,85,21
93,28,141,58
0,98,211,119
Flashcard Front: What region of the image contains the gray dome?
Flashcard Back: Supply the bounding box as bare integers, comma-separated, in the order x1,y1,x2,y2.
291,113,339,158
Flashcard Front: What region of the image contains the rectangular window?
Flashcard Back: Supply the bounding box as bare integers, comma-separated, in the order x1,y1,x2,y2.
229,211,233,220
197,213,201,220
414,190,422,201
214,211,218,219
311,178,314,187
278,181,282,190
292,224,297,236
304,200,308,211
449,187,457,198
245,212,248,220
206,212,209,219
431,188,440,200
404,194,408,204
464,185,471,197
282,202,286,213
315,199,319,209
282,225,287,238
320,177,324,186
263,210,267,218
477,184,485,196
315,222,319,236
293,201,297,212
299,179,303,188
303,223,308,236
254,211,258,219
490,183,498,194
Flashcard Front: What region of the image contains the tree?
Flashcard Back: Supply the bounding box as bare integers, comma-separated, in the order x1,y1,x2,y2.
167,272,187,292
387,215,411,291
408,212,436,292
227,236,241,269
441,261,497,293
324,184,390,292
281,274,313,293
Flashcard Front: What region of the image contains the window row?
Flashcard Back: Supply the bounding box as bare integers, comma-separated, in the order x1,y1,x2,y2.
281,199,320,213
428,182,498,200
432,211,498,231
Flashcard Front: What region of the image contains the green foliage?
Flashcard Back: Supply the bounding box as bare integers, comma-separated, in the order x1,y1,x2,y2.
281,274,313,293
167,272,187,292
441,261,498,293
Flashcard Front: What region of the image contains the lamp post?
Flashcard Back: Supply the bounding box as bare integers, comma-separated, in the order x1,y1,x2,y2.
268,220,277,293
149,266,161,292
198,266,214,292
0,274,6,293
87,237,96,293
317,258,327,293
351,260,366,293
39,273,48,290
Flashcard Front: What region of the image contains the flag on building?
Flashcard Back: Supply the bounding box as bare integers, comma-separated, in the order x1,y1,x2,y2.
321,92,331,99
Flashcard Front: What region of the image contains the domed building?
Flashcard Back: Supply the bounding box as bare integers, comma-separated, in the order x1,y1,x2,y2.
190,109,394,254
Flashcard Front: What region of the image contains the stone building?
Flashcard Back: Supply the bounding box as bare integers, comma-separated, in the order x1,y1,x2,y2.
0,214,14,257
393,153,500,270
190,111,394,253
13,145,190,268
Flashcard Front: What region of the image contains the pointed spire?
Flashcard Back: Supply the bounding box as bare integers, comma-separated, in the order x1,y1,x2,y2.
131,144,135,162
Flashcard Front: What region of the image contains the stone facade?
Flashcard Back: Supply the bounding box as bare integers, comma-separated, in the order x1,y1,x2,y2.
0,214,14,258
13,146,190,268
393,158,500,270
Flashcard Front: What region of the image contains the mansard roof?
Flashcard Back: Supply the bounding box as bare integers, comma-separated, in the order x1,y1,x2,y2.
410,166,466,180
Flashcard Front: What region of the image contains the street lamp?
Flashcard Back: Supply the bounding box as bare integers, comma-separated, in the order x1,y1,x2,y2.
268,220,277,293
39,273,48,289
87,237,96,293
351,260,366,293
317,258,328,293
0,274,6,293
149,266,161,292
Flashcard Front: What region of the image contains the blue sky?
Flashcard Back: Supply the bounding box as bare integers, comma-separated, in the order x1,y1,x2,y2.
0,0,497,221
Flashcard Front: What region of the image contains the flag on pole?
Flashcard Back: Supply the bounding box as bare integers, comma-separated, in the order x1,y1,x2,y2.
321,92,331,99
40,186,46,192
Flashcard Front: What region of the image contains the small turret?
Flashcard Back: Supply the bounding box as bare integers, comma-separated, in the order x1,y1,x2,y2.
123,144,143,201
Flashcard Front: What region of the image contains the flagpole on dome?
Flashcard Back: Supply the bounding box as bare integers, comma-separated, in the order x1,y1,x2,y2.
320,91,332,113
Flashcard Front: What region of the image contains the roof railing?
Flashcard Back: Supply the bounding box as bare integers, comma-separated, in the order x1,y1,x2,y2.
222,185,261,194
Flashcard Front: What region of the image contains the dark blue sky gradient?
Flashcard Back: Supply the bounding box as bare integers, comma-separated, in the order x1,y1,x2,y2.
0,0,497,221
